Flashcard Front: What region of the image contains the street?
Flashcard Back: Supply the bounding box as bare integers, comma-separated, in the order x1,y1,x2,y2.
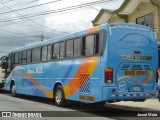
0,89,160,120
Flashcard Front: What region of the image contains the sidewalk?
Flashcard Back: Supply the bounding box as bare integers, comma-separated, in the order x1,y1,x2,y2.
109,99,160,111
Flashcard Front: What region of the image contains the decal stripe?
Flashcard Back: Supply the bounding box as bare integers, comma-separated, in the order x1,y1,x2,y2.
24,73,53,98
64,57,98,98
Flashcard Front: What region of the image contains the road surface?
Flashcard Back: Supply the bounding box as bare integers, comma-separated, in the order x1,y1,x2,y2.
0,89,160,120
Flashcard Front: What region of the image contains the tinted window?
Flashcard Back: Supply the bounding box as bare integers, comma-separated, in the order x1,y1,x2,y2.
53,43,60,59
27,50,31,63
74,38,81,57
94,34,99,54
14,53,18,64
42,46,47,61
66,40,73,58
60,42,65,59
18,52,22,64
22,51,27,64
47,45,52,61
83,35,94,56
32,47,40,63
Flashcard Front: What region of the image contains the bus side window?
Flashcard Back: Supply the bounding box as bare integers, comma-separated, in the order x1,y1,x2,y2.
32,47,41,63
27,50,31,63
11,53,14,69
47,45,52,61
42,46,47,61
94,33,99,55
60,42,65,59
18,52,22,64
74,38,81,57
14,53,19,64
22,51,27,64
82,34,94,56
66,39,73,59
53,43,60,60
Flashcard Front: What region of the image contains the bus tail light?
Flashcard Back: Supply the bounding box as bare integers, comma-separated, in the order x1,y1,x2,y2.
105,68,113,83
156,69,159,83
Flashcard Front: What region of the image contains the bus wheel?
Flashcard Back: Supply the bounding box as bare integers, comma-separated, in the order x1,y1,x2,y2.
11,82,16,97
54,85,66,107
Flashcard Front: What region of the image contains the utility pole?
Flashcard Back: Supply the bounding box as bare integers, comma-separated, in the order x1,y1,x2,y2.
41,34,44,41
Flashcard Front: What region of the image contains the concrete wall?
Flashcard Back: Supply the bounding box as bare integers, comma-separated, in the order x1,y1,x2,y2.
108,15,125,23
128,2,159,40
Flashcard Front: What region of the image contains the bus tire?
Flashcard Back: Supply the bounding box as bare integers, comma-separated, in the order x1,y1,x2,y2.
11,82,16,97
54,85,66,107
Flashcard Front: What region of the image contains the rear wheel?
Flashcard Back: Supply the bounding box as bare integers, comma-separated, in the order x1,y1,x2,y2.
54,85,66,107
11,82,16,97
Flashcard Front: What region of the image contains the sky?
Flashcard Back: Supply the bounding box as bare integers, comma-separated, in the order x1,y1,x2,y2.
0,0,124,57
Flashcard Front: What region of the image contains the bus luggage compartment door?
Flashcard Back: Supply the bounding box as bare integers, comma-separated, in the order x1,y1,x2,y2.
116,63,154,92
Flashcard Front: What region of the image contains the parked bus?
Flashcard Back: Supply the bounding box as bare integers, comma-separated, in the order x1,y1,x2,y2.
0,57,6,88
4,23,159,106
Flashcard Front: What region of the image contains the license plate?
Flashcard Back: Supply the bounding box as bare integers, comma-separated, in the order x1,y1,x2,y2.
124,70,148,76
133,86,140,91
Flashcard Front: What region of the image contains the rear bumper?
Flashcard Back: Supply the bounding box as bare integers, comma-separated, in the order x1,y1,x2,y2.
102,86,159,102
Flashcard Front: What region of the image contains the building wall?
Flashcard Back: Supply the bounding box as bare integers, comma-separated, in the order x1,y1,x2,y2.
108,15,125,23
128,2,159,40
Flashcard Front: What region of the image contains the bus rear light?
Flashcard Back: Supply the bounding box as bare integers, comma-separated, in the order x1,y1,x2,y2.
156,69,159,83
112,89,115,93
134,51,141,54
130,94,133,96
105,68,113,83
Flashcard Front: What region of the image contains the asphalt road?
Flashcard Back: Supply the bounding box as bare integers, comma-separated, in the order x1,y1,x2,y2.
0,89,160,120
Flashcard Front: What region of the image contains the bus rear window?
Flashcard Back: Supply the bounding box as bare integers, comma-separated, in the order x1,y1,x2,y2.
111,28,156,50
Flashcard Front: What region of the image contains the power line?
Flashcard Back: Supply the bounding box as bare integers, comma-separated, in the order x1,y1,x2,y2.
0,0,112,23
0,0,39,12
0,0,62,15
76,0,100,11
0,0,65,34
1,0,14,4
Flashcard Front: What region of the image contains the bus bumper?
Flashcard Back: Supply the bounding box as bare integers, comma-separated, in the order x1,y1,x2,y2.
102,86,159,102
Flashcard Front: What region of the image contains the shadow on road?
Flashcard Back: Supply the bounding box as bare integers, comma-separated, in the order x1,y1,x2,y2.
0,89,159,119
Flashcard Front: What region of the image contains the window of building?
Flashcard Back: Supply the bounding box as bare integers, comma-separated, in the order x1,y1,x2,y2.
42,46,47,61
74,38,81,57
66,40,73,58
136,13,153,28
27,50,31,63
53,43,60,60
60,42,65,59
22,51,27,64
32,47,40,63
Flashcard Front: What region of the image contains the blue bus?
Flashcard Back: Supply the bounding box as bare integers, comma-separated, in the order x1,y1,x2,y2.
4,23,159,106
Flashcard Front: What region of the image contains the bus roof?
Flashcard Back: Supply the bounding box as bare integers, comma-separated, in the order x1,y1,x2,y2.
9,23,154,53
